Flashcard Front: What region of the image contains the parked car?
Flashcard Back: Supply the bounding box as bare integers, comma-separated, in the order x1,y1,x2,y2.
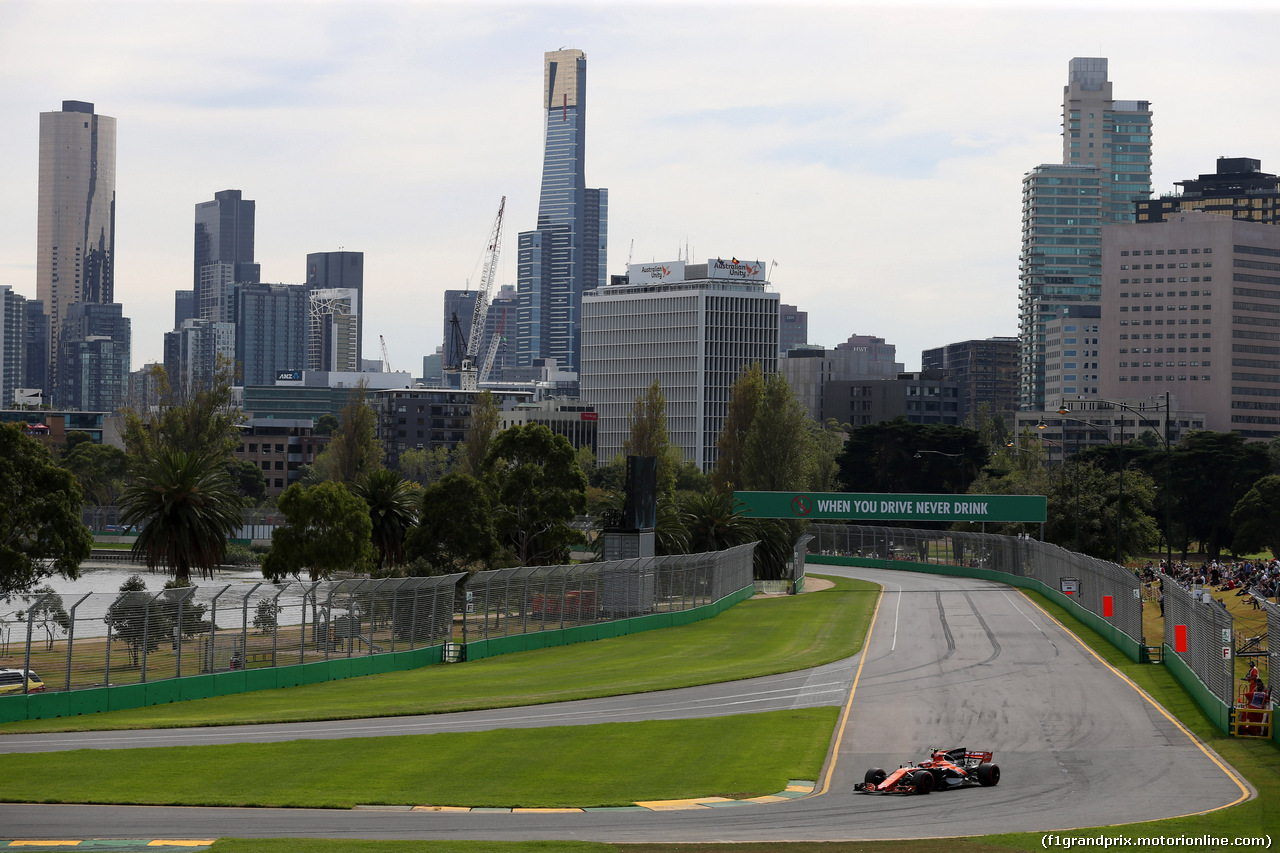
0,668,46,695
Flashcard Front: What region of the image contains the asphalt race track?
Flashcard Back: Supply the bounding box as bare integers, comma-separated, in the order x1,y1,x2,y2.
0,566,1252,843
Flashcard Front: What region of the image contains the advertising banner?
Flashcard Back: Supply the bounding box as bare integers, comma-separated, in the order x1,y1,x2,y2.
708,257,766,281
627,261,684,284
735,491,1047,523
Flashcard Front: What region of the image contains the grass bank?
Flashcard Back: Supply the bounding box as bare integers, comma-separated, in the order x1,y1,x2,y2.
0,708,836,808
0,577,878,733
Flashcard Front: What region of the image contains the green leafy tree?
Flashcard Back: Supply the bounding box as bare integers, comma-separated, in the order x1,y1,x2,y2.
253,597,282,634
17,586,72,651
405,472,500,574
837,419,986,495
1166,431,1270,559
263,481,375,582
398,445,460,486
315,414,340,436
463,390,501,477
483,423,587,565
61,430,94,459
1231,474,1280,558
352,468,419,572
122,360,242,460
120,447,243,584
742,371,813,492
311,383,383,484
62,442,129,507
712,363,764,493
227,459,268,505
0,423,93,597
105,575,166,668
624,379,675,496
808,419,848,492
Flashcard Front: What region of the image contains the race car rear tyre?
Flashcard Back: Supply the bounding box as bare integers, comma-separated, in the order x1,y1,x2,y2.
911,770,935,794
976,762,1001,787
864,768,887,786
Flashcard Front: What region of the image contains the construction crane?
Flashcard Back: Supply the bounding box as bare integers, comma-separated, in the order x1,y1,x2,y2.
379,334,392,372
478,307,508,384
449,197,505,391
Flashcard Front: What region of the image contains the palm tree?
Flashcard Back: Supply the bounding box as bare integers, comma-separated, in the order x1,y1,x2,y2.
681,491,751,552
353,468,419,572
120,447,242,584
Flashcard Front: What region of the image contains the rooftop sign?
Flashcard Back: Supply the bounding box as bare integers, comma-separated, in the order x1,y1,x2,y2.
735,491,1047,523
627,261,684,284
708,257,766,281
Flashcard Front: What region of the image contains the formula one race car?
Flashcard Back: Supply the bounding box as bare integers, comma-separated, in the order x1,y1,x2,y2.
854,747,1001,795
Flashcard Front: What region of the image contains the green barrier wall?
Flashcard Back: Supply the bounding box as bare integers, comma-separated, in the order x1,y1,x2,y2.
0,644,446,725
1161,642,1232,733
463,585,756,662
807,555,1145,663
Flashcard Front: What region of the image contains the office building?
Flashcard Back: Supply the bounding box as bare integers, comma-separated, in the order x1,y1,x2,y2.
37,101,116,388
1019,59,1152,411
308,288,360,372
23,300,49,395
235,282,309,387
233,418,329,497
194,190,259,323
164,318,233,395
1041,307,1101,405
444,283,518,382
443,289,479,370
57,302,130,412
174,290,196,328
1137,157,1280,225
128,363,162,414
515,49,608,373
1061,58,1152,223
823,370,961,428
581,259,779,472
372,387,532,471
1097,209,1280,438
306,251,364,367
498,399,597,451
0,287,26,407
782,345,904,423
779,304,808,355
921,337,1019,427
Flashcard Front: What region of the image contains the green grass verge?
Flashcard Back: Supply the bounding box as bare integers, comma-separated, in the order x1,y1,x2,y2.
0,577,878,733
0,708,836,809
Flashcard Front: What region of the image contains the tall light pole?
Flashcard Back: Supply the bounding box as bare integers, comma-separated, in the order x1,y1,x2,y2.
913,450,966,493
1059,394,1174,571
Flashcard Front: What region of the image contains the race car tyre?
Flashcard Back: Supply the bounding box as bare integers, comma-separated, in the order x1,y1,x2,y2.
976,762,1001,787
864,768,887,786
911,770,935,794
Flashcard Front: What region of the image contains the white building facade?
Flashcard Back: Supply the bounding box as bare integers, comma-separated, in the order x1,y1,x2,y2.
581,260,779,472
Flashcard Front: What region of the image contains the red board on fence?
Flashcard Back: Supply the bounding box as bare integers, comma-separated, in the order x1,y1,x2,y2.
1174,624,1188,653
1102,595,1113,618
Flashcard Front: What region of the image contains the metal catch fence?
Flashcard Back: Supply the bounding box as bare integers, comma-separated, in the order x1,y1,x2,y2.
464,544,756,642
1161,574,1235,707
808,524,1143,646
3,575,461,693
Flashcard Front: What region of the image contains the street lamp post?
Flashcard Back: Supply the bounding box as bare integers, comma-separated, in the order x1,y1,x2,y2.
1059,393,1174,572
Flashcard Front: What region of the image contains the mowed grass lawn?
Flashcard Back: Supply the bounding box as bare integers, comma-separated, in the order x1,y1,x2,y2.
0,576,879,733
0,708,837,808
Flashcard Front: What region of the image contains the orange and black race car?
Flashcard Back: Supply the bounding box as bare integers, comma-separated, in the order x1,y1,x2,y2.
854,747,1001,795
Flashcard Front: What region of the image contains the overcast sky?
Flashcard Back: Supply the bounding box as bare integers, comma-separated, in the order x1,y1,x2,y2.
0,0,1275,373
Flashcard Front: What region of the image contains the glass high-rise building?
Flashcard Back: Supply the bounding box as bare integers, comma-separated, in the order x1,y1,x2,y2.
516,49,608,374
1018,59,1152,410
194,190,260,322
37,100,116,390
235,283,309,386
58,302,130,412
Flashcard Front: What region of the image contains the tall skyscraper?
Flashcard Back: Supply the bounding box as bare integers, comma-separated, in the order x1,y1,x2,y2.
23,300,48,394
36,100,116,389
1019,59,1152,410
515,49,608,374
307,288,360,372
164,317,233,396
306,251,364,367
194,190,259,322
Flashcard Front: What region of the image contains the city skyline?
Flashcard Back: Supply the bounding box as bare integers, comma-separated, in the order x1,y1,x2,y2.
0,2,1276,375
